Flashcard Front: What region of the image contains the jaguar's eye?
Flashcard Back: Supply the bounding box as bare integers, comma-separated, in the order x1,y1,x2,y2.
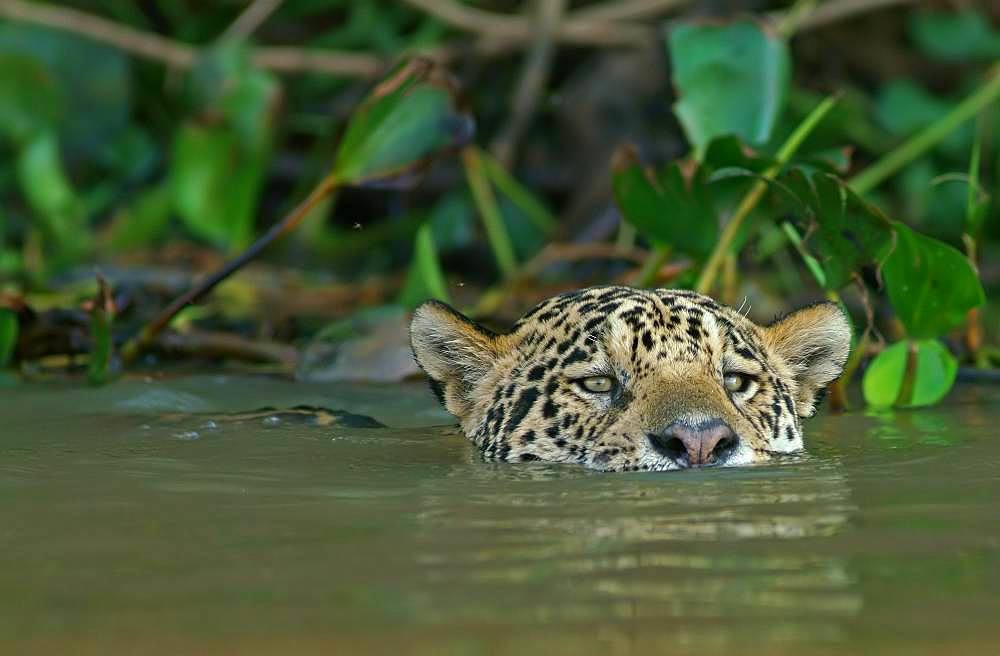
723,372,751,394
577,376,615,394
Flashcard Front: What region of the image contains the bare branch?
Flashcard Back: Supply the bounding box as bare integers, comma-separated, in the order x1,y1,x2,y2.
0,0,382,77
219,0,285,42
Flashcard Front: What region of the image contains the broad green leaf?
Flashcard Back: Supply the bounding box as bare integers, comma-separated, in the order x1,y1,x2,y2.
333,58,472,187
611,145,717,258
863,340,908,407
668,20,790,154
399,222,450,309
882,223,984,339
908,340,958,407
172,124,266,249
16,131,89,265
782,170,894,289
0,308,17,368
0,24,129,158
910,10,1000,61
170,47,279,251
0,53,60,145
863,340,958,408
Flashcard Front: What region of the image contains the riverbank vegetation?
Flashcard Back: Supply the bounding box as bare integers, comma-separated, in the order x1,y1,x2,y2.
1,0,998,410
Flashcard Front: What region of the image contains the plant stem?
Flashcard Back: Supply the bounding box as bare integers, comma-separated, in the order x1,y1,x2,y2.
480,149,556,234
695,94,839,294
462,146,518,278
120,173,340,364
849,63,1000,195
631,246,671,287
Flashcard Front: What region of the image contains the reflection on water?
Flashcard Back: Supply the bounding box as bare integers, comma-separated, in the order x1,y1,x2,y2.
2,377,1000,655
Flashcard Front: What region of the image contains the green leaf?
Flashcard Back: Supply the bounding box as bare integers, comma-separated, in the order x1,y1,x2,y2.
910,10,1000,61
333,58,473,188
781,170,895,289
667,20,790,155
429,191,475,252
882,222,984,339
16,130,89,266
863,340,958,408
170,47,279,251
863,340,908,407
171,124,266,250
0,53,60,145
611,145,717,258
399,222,450,309
908,340,958,407
0,307,17,368
0,24,130,158
105,184,173,251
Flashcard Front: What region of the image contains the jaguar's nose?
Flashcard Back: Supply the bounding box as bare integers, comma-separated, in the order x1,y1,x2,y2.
648,419,738,467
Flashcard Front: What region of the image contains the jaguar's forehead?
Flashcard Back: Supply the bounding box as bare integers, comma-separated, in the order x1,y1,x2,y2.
512,286,761,353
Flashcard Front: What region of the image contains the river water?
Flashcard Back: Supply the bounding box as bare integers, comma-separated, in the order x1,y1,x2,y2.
2,375,998,654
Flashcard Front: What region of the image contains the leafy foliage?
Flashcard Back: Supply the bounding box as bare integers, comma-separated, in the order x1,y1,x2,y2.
667,20,790,154
0,1,996,414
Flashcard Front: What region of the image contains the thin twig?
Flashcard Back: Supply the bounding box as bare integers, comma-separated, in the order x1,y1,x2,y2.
0,0,382,77
0,0,196,67
156,329,299,368
402,0,654,47
120,174,340,364
219,0,285,42
491,0,567,168
573,0,690,22
775,0,925,33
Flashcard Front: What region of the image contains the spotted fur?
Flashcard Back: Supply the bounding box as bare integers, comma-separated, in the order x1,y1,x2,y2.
410,286,851,472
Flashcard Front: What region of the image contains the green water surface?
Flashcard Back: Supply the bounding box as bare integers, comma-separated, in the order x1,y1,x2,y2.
2,376,999,655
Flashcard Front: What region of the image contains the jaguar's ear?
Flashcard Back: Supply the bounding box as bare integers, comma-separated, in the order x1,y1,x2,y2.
410,300,507,418
762,302,852,418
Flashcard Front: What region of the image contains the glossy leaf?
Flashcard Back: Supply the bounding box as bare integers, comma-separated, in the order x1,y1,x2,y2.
333,58,473,188
908,340,958,407
611,145,717,258
0,307,17,368
882,223,984,339
863,340,908,407
781,170,895,289
668,20,790,154
863,339,958,408
399,222,450,309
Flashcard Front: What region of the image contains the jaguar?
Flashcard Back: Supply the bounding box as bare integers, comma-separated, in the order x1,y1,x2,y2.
410,286,850,471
